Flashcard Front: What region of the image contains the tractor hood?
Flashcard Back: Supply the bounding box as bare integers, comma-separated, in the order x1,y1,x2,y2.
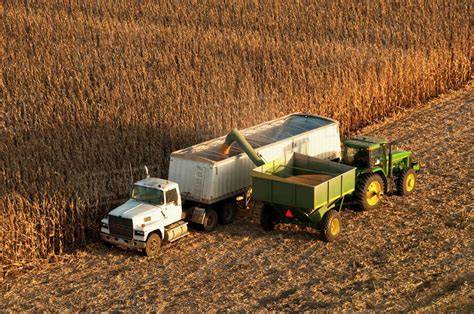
108,199,162,221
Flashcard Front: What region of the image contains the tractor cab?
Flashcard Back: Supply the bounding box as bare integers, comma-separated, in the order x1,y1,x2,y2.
342,136,390,175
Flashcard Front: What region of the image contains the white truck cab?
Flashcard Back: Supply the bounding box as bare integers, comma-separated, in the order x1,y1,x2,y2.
101,177,218,256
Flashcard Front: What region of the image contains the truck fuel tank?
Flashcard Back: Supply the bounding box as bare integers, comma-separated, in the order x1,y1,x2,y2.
164,221,189,242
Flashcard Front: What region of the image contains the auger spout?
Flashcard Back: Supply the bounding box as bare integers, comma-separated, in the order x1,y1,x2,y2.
221,128,266,167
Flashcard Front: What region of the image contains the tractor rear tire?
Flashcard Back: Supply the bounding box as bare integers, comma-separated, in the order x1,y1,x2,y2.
145,233,161,257
203,209,218,232
397,168,416,196
319,210,342,242
355,173,384,211
260,205,278,231
218,201,237,225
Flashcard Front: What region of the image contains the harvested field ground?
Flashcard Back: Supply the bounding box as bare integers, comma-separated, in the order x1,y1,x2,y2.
1,83,473,311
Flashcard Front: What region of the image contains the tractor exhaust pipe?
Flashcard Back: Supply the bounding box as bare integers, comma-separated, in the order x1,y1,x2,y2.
221,128,266,167
388,143,393,191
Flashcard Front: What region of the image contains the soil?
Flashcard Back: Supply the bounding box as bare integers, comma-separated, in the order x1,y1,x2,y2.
1,83,473,311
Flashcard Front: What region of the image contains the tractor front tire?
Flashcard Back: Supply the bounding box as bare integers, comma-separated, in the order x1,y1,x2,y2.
260,205,278,231
218,201,237,225
397,168,416,196
319,210,342,242
145,233,162,257
355,173,385,211
203,209,218,232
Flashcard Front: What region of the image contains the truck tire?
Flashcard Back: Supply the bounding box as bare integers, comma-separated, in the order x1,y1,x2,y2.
260,205,278,231
103,240,113,248
218,201,237,225
145,233,161,257
397,168,416,196
355,173,384,211
319,210,341,242
203,209,218,232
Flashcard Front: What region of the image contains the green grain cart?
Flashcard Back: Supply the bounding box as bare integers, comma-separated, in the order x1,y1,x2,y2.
252,153,356,241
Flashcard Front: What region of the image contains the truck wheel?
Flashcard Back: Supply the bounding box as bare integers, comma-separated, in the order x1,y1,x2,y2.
397,168,416,196
145,233,161,257
203,209,218,232
320,210,342,242
355,173,384,211
218,201,237,225
260,205,278,231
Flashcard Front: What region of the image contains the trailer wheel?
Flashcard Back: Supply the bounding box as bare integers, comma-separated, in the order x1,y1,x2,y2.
355,173,384,211
218,201,237,225
203,209,218,232
397,168,416,196
145,233,161,257
320,210,341,242
260,205,278,231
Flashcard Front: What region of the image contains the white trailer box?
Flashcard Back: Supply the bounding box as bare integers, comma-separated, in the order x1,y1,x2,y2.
169,114,341,204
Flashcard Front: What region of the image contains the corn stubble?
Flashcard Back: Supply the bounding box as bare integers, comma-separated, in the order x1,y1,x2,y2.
1,0,471,268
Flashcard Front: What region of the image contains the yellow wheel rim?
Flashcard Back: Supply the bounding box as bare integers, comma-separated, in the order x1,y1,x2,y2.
366,181,382,206
330,217,340,235
406,173,415,192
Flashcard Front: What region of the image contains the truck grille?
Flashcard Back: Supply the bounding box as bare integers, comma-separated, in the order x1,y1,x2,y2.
108,215,133,239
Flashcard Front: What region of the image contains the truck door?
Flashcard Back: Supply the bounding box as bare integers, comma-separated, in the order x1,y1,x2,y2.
164,188,182,224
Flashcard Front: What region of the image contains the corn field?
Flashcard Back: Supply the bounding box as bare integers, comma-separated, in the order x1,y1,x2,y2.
1,0,471,270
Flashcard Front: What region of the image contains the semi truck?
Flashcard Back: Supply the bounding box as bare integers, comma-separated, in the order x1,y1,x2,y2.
100,114,342,256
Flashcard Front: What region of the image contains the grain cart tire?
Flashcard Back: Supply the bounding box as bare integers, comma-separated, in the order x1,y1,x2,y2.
320,210,342,242
397,168,416,196
203,209,218,232
218,201,237,225
355,173,384,211
260,205,278,231
145,233,161,257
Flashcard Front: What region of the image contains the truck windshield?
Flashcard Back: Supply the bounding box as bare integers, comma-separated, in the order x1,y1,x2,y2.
131,185,164,205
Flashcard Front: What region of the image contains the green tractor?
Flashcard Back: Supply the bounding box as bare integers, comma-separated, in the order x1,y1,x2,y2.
342,136,420,211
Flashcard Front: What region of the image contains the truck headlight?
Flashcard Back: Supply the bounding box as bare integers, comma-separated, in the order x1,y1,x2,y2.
134,230,145,236
101,222,108,229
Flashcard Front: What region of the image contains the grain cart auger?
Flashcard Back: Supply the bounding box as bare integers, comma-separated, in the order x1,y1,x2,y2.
342,136,420,211
220,128,267,209
221,128,267,167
